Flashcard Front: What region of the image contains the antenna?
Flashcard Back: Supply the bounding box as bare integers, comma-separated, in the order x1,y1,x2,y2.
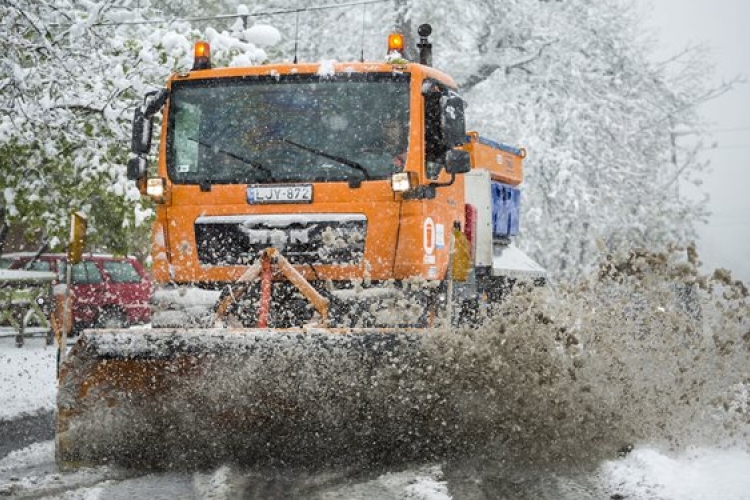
293,10,300,64
360,3,366,62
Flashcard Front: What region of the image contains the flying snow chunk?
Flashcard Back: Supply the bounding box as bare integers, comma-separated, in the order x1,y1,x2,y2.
317,60,337,78
385,51,407,64
231,53,261,68
244,25,281,47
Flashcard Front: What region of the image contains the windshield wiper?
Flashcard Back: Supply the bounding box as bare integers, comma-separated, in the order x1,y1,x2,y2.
281,138,371,180
189,137,274,179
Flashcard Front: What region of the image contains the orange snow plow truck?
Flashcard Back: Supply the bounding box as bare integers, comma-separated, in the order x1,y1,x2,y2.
56,25,546,469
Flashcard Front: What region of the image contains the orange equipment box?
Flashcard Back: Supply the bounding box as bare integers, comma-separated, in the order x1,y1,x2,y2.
462,131,525,186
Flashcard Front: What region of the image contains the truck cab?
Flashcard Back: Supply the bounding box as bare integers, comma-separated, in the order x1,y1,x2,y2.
128,29,542,328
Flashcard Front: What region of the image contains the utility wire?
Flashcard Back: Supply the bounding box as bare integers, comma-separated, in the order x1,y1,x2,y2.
49,0,390,28
698,145,750,150
678,126,750,134
707,126,750,133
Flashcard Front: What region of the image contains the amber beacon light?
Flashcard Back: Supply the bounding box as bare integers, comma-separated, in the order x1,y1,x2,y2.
387,33,405,55
192,41,212,70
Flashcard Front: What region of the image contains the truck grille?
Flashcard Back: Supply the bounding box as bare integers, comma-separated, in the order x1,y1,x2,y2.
195,214,367,266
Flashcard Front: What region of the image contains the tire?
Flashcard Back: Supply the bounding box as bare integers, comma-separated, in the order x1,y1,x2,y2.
96,308,127,329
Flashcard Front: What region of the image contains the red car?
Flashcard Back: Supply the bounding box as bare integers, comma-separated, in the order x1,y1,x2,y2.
2,253,153,330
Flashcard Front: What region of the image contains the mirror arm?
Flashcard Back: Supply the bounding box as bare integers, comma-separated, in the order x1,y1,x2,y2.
403,168,459,199
143,88,169,119
428,172,457,189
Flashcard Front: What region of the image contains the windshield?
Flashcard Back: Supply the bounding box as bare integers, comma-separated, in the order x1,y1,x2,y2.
167,73,410,185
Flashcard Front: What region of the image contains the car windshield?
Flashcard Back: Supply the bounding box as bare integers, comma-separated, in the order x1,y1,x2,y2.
58,260,103,285
166,73,410,185
103,260,142,283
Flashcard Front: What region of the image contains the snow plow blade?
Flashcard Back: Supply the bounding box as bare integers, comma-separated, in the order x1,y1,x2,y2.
56,328,456,470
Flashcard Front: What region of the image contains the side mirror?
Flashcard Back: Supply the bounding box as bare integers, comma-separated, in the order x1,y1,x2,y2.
144,88,169,118
440,94,466,149
127,155,149,181
445,149,471,174
131,108,153,155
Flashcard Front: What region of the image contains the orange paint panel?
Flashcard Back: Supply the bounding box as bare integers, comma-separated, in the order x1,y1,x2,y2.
150,206,170,282
161,182,401,283
167,62,457,88
394,176,465,280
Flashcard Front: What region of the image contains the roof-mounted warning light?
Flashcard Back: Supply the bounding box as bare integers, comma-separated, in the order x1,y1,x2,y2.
192,41,211,70
387,33,405,57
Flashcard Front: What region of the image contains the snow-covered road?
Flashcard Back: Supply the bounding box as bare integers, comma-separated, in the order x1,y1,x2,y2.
2,335,750,499
3,437,750,499
0,332,57,421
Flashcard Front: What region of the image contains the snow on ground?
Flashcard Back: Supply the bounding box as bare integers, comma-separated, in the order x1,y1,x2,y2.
0,334,57,421
2,438,750,499
601,447,750,500
0,439,451,499
318,465,451,499
0,441,54,473
0,440,125,499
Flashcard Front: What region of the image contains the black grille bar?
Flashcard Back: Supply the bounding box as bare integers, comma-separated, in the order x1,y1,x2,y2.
195,215,366,266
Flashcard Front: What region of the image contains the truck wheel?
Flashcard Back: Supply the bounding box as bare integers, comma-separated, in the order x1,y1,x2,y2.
97,308,127,329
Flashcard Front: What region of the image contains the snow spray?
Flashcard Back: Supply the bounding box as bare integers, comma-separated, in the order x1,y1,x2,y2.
59,248,749,470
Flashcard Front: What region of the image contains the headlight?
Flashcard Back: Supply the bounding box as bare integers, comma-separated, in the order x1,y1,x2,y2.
391,172,416,193
146,177,166,201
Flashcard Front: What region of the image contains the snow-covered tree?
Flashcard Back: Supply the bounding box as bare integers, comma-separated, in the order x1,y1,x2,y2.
0,0,275,255
415,0,716,281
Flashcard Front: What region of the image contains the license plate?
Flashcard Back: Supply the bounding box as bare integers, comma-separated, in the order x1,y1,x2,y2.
247,185,313,204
